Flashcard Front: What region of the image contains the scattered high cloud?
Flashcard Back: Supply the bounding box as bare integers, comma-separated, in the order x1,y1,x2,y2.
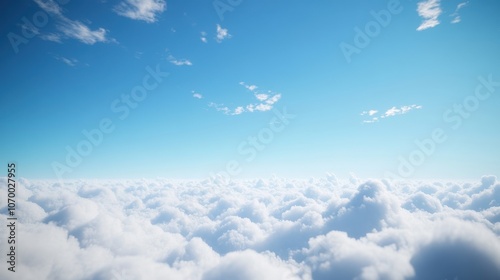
209,82,282,115
255,94,269,101
39,33,62,43
451,1,469,24
1,176,499,279
240,82,258,92
193,91,203,99
201,26,231,43
58,20,109,45
208,102,232,115
167,54,192,66
362,105,422,123
383,104,422,117
34,0,62,15
360,110,378,116
216,24,231,43
114,0,166,23
54,56,78,67
201,32,208,43
416,0,442,31
33,0,112,45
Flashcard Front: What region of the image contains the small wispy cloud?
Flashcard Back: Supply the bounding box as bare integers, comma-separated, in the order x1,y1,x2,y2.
208,102,231,115
416,0,442,31
457,2,468,9
362,105,422,123
39,33,62,43
192,91,203,99
209,83,282,115
216,24,231,43
134,51,144,59
200,31,207,43
58,20,109,45
360,110,378,116
54,56,78,67
34,0,62,15
451,1,468,24
114,0,166,23
233,106,245,115
33,0,112,45
245,93,282,113
167,54,192,66
239,82,258,92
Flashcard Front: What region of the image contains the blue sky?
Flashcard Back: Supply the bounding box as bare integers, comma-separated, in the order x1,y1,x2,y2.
1,0,499,179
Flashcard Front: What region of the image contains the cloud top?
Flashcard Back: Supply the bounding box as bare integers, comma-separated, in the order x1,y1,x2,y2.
0,176,499,279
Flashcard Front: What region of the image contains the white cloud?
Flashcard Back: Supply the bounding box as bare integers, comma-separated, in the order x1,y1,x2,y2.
233,106,245,115
33,0,112,45
416,0,442,31
2,176,499,279
254,103,273,112
55,56,78,67
457,2,468,10
255,94,269,101
201,32,208,43
58,19,109,45
265,93,281,106
363,117,379,124
303,230,414,279
20,19,40,37
362,105,422,123
216,24,231,43
208,102,231,115
361,110,378,116
204,250,304,280
114,0,166,23
209,83,282,115
39,33,62,43
383,104,422,117
384,106,402,117
451,16,461,24
240,82,258,92
168,54,192,66
451,1,469,24
193,92,203,99
34,0,62,16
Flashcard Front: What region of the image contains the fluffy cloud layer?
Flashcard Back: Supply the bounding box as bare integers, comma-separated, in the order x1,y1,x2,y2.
0,176,499,279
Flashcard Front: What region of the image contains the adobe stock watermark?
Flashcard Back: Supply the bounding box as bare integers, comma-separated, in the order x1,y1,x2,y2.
7,0,70,54
339,0,402,63
386,74,499,179
213,0,242,21
209,107,296,183
51,64,169,181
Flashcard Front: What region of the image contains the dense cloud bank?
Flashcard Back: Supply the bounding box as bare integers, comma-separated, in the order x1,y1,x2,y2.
1,176,499,279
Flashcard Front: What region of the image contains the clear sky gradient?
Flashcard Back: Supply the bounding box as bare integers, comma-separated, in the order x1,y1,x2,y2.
1,0,499,179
